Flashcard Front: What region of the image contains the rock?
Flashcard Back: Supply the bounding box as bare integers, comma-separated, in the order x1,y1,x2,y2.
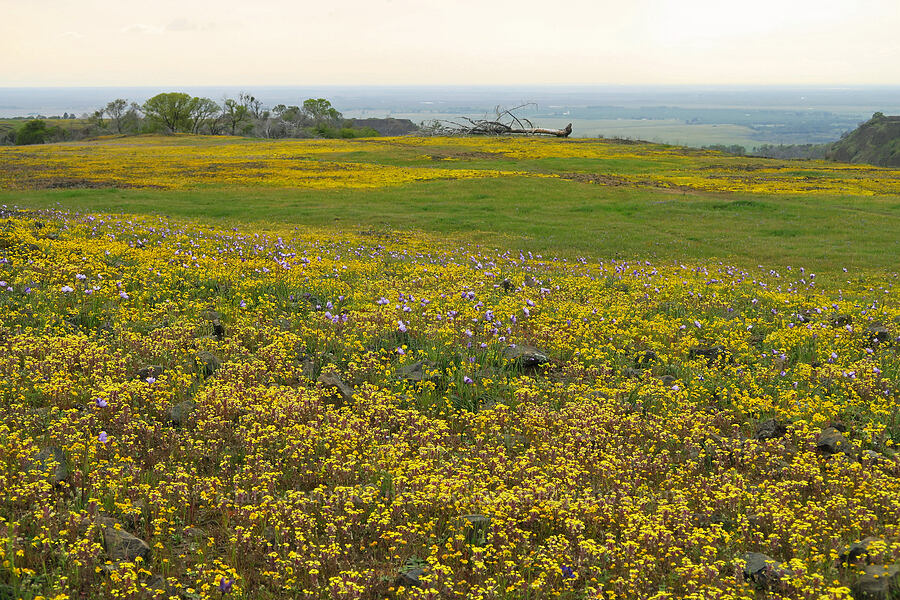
98,517,152,563
742,552,785,588
463,514,491,545
303,293,326,310
658,375,677,386
262,527,278,547
830,314,852,328
817,427,849,455
168,400,196,427
202,309,221,321
317,370,354,404
839,537,883,567
137,365,164,381
32,446,69,486
196,351,221,379
754,419,788,441
145,574,176,597
867,324,890,345
395,566,425,589
299,356,316,379
500,279,514,292
636,351,659,366
212,319,225,341
502,344,550,369
398,360,440,384
852,563,900,600
689,345,727,364
622,367,643,379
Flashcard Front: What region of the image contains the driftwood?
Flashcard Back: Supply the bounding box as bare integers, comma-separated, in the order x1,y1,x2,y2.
423,104,572,138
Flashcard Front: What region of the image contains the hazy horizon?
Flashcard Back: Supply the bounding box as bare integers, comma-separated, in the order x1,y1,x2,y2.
2,0,899,87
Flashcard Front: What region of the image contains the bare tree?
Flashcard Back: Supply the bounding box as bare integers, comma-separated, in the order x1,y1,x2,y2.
105,99,129,133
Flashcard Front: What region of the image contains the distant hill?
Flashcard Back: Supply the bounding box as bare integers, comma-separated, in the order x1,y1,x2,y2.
827,112,900,167
347,118,418,136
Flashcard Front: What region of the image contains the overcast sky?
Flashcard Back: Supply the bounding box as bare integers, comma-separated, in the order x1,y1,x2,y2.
2,0,899,86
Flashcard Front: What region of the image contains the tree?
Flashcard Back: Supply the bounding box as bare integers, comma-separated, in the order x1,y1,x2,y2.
142,92,197,133
302,98,342,125
105,99,129,133
241,93,265,121
189,98,221,134
222,97,250,135
15,120,50,145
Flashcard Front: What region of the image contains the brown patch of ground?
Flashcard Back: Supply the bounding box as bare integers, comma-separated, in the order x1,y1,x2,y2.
557,172,631,186
429,150,506,161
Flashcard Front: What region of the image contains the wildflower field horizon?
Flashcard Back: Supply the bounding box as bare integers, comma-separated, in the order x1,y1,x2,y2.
2,134,900,274
1,135,899,599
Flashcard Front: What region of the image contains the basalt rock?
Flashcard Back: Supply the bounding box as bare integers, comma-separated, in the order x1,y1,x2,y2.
137,365,165,381
317,370,354,404
98,517,152,563
212,319,225,341
754,419,788,441
168,400,196,427
398,360,441,384
839,537,884,567
502,344,549,369
866,324,890,346
852,563,900,600
196,351,221,379
32,446,70,487
463,514,491,546
395,566,425,589
742,552,786,588
623,367,643,379
817,426,849,455
689,345,728,365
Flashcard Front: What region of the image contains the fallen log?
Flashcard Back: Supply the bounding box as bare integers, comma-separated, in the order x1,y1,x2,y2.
421,104,573,137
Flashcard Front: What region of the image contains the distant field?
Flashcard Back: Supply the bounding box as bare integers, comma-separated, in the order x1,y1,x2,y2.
2,134,899,276
0,117,89,138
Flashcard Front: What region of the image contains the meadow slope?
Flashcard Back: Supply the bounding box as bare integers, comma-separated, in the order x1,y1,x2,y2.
0,136,899,600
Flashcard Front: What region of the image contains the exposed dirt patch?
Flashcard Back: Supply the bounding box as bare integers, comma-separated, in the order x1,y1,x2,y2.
700,163,771,172
34,177,125,189
429,150,507,161
557,172,631,186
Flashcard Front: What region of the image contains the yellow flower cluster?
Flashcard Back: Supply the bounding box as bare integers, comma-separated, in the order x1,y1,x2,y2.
0,210,898,599
0,135,541,190
3,134,900,196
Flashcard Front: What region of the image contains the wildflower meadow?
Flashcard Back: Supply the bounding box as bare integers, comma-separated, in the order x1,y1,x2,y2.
0,135,899,599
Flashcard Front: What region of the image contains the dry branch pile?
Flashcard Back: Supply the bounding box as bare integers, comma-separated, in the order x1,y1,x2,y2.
422,104,572,137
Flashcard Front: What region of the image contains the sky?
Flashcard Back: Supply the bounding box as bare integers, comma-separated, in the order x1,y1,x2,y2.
2,0,899,86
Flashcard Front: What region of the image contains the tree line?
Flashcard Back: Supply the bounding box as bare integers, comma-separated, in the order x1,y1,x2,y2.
3,92,385,145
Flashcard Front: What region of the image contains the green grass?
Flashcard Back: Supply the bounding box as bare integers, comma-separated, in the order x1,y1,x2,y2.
5,175,900,277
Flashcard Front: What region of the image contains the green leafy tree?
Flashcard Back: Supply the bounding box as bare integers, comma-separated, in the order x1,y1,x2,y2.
302,98,342,125
15,120,50,145
222,97,250,135
142,92,197,133
189,98,221,134
104,99,129,133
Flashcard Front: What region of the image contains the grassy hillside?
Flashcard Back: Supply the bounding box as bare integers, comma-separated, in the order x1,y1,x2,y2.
1,135,900,599
828,113,900,167
2,134,900,275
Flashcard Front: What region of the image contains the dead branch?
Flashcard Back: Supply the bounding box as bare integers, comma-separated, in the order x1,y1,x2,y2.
420,104,572,137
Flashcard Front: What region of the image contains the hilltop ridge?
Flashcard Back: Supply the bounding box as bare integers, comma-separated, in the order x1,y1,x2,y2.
828,112,900,167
